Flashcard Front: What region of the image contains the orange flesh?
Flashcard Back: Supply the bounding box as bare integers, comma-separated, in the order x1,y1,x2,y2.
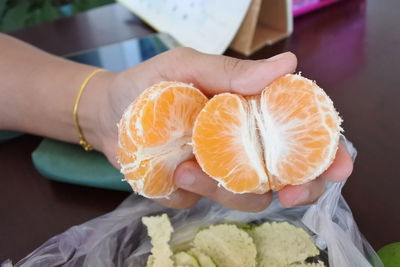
193,94,269,193
117,82,208,198
261,75,340,185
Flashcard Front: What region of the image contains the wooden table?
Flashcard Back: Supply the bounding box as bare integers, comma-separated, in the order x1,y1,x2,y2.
2,0,400,262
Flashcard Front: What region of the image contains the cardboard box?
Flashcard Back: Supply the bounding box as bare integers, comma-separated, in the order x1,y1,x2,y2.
230,0,293,55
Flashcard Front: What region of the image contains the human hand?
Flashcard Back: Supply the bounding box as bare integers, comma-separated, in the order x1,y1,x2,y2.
97,47,353,211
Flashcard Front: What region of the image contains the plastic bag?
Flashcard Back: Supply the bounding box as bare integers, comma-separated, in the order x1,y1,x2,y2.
3,137,383,267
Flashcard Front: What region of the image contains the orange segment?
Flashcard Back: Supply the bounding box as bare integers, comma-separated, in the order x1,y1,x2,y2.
260,74,342,186
117,81,208,198
126,158,175,197
193,93,270,194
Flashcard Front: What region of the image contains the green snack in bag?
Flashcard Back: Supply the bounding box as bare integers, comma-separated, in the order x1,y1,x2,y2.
142,214,174,267
172,251,200,267
192,224,257,267
248,221,320,267
188,248,216,267
142,214,325,267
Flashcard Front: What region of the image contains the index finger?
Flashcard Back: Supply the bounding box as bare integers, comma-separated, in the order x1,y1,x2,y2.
174,160,273,212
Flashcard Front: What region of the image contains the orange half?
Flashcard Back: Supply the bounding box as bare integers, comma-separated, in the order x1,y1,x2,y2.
117,81,208,198
193,74,342,194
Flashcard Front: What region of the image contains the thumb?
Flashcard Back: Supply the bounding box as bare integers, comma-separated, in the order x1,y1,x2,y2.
156,48,297,96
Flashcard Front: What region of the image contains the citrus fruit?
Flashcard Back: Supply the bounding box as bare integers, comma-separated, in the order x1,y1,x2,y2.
117,81,208,198
192,74,342,193
377,242,400,267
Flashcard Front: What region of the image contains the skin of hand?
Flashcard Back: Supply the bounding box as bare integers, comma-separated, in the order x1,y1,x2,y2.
95,47,354,211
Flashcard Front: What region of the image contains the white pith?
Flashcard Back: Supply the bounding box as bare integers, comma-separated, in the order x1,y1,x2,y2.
120,134,192,174
245,97,271,189
126,137,193,199
227,96,269,190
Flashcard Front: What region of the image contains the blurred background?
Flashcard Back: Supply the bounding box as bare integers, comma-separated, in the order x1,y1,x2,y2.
0,0,114,32
1,0,400,265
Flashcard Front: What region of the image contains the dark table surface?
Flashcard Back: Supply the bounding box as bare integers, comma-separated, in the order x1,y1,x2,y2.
2,0,400,262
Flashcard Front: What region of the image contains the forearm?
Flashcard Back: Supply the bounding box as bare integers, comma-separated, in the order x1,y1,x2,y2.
0,33,116,151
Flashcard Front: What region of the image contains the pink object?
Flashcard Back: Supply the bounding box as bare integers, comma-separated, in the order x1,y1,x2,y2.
293,0,344,17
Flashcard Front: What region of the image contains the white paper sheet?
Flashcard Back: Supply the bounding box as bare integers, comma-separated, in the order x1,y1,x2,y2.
118,0,252,54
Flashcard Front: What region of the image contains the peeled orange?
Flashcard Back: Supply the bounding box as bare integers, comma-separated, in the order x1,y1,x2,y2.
192,74,342,194
117,81,208,198
118,74,342,198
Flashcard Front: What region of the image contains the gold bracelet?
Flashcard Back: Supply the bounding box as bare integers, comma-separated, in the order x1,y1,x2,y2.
73,69,106,151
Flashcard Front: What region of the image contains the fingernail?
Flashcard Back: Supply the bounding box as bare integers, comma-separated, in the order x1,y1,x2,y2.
177,170,196,186
291,188,310,207
265,52,289,62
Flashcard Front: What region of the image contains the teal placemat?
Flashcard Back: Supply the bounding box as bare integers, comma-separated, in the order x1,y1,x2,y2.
0,131,23,142
32,138,131,192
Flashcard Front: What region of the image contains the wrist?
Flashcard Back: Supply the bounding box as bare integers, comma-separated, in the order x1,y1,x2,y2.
77,69,118,154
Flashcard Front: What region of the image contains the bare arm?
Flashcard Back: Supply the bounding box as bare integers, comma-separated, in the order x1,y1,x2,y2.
0,33,116,152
